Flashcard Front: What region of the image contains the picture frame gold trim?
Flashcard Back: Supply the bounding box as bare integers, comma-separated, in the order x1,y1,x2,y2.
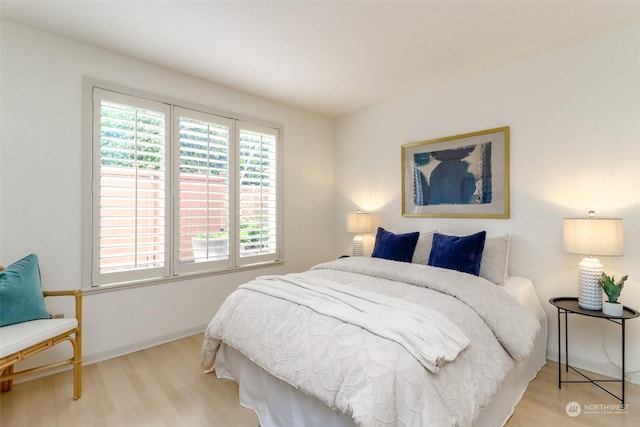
402,126,510,218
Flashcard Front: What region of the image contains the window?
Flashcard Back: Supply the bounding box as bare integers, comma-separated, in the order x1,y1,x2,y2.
90,87,281,288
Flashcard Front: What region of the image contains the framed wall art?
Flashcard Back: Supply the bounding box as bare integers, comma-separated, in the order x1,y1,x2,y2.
402,126,509,218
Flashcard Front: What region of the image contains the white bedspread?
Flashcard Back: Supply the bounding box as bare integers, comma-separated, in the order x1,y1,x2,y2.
202,257,541,427
238,274,470,373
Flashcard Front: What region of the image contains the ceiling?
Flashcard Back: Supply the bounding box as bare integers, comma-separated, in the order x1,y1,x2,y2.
2,1,640,117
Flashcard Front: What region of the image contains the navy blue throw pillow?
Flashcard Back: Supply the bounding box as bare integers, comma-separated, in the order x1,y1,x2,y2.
371,227,420,263
428,231,486,276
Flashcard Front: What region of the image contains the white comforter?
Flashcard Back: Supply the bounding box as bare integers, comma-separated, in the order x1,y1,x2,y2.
202,257,540,427
238,274,470,373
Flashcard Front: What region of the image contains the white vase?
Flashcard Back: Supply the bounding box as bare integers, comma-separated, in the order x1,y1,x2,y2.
602,301,623,317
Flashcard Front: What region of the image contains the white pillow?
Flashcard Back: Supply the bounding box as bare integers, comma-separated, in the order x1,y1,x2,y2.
416,231,510,285
479,235,511,285
411,230,437,265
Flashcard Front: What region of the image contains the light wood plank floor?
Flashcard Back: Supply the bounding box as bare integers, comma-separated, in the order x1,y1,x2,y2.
1,334,638,426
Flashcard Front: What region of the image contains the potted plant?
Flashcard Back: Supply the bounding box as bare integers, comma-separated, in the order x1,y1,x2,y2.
192,230,229,260
599,272,628,316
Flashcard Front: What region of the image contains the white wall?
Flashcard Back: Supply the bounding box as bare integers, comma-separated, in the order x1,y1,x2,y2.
334,25,640,384
0,21,335,363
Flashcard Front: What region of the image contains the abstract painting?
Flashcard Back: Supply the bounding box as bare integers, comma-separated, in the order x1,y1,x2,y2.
402,127,509,218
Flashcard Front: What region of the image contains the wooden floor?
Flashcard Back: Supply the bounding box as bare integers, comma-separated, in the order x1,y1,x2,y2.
1,334,638,426
506,360,639,427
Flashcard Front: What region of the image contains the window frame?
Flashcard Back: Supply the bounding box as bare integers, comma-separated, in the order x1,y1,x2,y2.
172,107,236,276
82,79,283,291
235,121,281,268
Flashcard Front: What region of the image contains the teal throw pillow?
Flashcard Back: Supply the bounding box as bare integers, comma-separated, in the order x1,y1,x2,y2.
0,254,51,327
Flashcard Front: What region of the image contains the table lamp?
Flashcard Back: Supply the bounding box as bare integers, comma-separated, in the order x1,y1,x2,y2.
563,211,624,310
346,210,373,256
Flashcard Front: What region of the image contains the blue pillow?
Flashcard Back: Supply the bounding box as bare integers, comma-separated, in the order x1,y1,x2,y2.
0,254,51,327
371,227,420,263
428,231,486,276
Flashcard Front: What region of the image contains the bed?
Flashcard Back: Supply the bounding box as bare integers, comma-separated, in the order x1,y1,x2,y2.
201,231,548,427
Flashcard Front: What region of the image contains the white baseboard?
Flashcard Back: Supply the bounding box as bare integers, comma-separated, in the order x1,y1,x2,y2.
83,325,206,366
12,325,207,385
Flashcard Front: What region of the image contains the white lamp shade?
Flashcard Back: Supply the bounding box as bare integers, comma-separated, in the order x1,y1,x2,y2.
563,218,623,256
563,216,623,310
346,211,373,234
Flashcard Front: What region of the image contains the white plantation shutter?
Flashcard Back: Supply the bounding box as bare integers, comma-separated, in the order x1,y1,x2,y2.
93,89,171,286
174,108,234,274
89,85,282,288
237,122,280,265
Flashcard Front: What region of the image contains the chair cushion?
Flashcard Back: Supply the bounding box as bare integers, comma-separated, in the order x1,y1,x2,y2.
0,318,77,359
0,254,51,327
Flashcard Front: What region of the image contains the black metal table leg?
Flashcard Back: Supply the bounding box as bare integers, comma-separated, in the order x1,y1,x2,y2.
564,309,569,372
622,319,626,405
557,307,561,389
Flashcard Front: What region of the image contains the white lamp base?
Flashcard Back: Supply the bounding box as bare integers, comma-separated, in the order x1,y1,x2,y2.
578,256,603,310
352,235,364,257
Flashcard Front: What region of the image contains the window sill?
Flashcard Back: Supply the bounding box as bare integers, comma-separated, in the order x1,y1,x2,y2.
83,259,284,295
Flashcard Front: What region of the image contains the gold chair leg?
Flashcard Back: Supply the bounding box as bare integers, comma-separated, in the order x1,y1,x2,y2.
73,360,82,400
1,365,14,393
